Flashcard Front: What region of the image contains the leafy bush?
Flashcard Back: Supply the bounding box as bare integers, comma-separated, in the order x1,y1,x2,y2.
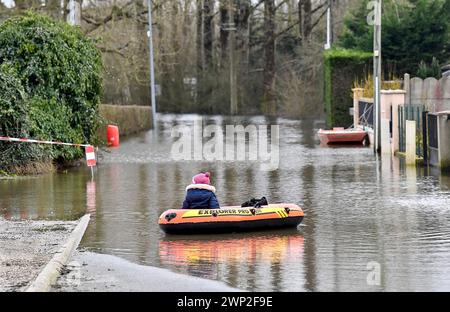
353,73,402,98
28,96,85,161
416,57,442,79
0,12,103,170
0,64,47,168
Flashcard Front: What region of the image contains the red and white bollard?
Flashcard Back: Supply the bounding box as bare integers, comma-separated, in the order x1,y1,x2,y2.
85,145,96,178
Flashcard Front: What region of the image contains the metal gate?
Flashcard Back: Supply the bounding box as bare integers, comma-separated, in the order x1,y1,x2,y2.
358,100,374,127
398,104,425,156
428,114,438,148
428,114,439,166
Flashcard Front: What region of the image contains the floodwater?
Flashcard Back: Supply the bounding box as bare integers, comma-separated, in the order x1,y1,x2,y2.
1,114,450,291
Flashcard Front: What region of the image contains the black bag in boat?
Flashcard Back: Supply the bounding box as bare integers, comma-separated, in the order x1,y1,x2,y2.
241,197,268,208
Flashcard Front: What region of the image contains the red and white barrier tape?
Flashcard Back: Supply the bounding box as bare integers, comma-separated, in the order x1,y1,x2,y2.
0,136,92,148
0,135,97,169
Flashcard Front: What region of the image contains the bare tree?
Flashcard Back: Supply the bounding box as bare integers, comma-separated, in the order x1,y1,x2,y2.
262,0,276,116
237,0,251,72
219,0,229,67
303,0,312,43
197,0,204,73
0,0,360,117
203,0,214,69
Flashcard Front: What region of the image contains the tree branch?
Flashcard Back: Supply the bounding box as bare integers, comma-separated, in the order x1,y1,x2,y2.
275,0,290,12
310,6,328,32
274,19,301,39
82,0,164,34
98,42,131,58
311,0,328,16
250,0,265,14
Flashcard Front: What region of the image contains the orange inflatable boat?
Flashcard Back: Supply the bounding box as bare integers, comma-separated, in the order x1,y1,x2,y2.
158,204,304,234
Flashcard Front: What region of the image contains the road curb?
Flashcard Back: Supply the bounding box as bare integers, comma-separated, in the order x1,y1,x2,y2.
26,214,91,292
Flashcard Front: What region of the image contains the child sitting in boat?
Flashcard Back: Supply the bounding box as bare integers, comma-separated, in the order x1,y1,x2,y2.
182,172,220,209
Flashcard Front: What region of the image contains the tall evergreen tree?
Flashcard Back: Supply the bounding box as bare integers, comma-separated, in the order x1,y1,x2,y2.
338,0,450,75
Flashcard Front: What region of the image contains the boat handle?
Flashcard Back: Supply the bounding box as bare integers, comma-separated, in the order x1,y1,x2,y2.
165,213,177,222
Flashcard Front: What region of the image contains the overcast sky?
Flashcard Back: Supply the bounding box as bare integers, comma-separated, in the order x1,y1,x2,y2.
1,0,13,8
0,0,14,8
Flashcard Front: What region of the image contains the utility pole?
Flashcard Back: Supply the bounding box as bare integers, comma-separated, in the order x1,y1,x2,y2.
373,0,382,153
147,0,157,130
324,0,332,50
228,0,238,115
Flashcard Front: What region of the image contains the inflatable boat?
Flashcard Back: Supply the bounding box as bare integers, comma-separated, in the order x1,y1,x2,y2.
158,204,304,234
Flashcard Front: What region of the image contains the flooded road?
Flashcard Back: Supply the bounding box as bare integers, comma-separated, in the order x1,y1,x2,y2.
2,114,450,291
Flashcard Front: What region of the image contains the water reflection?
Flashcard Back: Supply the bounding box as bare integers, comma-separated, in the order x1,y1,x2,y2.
0,171,88,220
86,180,96,216
159,231,304,291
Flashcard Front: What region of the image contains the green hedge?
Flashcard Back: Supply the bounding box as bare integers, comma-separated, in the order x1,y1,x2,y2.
98,104,152,139
0,12,103,172
324,48,372,128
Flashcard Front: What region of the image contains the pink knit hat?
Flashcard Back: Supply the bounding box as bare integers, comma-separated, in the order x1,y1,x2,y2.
192,172,211,185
